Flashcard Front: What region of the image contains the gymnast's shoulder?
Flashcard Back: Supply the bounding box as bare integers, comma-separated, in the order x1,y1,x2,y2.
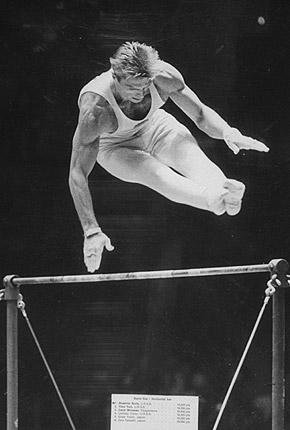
77,92,116,136
153,60,186,95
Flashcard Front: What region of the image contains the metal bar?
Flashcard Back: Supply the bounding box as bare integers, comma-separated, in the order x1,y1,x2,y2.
6,297,18,429
272,288,285,430
8,263,272,286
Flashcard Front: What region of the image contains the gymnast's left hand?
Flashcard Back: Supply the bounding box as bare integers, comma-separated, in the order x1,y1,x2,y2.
83,231,114,272
223,127,270,155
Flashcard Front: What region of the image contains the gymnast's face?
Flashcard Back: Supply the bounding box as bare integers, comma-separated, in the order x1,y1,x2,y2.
114,76,151,103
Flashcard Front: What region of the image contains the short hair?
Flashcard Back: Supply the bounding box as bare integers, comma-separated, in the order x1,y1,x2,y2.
110,41,159,80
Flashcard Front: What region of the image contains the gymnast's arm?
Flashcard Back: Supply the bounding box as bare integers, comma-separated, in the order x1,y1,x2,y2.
69,93,114,272
155,62,230,138
155,62,269,153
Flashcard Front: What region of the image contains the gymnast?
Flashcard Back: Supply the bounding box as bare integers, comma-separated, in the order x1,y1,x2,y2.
69,41,269,273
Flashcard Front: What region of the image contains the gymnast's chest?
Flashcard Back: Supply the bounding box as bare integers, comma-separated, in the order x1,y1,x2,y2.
118,94,152,120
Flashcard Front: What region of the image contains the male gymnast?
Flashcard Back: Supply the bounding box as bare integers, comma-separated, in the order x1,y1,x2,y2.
69,42,269,273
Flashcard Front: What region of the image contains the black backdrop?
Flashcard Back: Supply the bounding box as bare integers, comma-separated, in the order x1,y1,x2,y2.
1,1,290,429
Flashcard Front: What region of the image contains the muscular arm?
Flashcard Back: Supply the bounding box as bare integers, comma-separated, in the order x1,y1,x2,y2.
69,93,107,233
155,63,269,153
69,93,115,272
69,131,99,232
170,86,231,139
155,62,231,139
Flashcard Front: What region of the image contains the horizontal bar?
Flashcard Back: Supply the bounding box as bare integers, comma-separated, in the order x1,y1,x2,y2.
7,263,276,287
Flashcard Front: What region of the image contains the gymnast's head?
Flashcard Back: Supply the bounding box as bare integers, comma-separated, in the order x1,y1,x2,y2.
110,41,159,81
110,42,160,103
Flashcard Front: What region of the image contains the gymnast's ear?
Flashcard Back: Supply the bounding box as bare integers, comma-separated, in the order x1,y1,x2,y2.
110,58,122,81
110,58,117,78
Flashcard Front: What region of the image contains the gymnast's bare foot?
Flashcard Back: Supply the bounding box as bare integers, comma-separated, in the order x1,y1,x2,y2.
223,179,246,216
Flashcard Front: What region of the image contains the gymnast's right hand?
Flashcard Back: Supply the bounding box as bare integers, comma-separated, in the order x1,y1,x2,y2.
83,231,114,272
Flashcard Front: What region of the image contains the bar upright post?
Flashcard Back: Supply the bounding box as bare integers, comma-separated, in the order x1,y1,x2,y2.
270,259,289,430
272,288,285,430
4,276,19,430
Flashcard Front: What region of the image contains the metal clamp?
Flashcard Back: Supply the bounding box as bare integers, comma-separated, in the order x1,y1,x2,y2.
3,275,20,300
269,259,289,288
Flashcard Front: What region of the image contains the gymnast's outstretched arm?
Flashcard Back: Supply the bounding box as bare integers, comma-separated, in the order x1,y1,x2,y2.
69,93,114,273
155,62,269,154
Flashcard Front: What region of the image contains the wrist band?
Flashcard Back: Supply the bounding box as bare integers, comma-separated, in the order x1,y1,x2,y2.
84,227,102,238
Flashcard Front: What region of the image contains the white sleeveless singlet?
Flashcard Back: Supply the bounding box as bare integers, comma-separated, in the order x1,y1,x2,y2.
78,70,165,143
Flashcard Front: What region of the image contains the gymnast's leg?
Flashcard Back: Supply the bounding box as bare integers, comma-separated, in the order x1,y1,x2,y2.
153,125,245,215
97,147,229,214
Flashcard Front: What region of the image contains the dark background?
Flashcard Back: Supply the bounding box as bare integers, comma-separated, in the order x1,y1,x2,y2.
1,0,290,429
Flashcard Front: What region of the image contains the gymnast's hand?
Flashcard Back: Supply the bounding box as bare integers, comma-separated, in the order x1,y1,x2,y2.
223,127,269,155
83,231,114,272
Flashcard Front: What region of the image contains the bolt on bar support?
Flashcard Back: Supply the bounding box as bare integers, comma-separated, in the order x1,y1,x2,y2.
3,259,289,430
